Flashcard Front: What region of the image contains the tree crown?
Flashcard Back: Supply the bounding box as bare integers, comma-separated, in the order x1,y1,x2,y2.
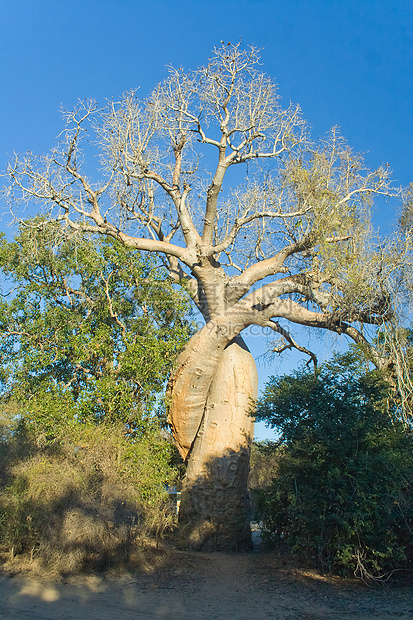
2,43,406,367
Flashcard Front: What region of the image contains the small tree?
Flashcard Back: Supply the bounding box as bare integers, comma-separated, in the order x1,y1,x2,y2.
2,44,405,549
256,355,413,580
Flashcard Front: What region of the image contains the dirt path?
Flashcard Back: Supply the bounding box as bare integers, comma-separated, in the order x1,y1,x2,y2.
0,550,412,619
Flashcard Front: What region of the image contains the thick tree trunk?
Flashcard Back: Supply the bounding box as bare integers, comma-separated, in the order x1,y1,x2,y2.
177,337,258,551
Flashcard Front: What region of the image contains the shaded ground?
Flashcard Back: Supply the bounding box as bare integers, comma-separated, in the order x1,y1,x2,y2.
0,549,412,619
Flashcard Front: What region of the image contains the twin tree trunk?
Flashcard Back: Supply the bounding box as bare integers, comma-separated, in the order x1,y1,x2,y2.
168,332,258,551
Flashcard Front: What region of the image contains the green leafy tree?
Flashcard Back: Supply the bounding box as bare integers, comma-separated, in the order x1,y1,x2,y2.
0,219,193,435
256,354,413,580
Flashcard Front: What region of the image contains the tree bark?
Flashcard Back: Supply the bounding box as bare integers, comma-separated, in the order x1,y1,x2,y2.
176,337,258,551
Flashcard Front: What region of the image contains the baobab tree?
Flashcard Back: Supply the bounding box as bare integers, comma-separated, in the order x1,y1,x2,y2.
3,44,401,550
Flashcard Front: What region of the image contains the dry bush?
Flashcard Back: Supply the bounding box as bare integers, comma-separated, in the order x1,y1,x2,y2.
248,441,281,521
0,421,176,576
248,441,280,491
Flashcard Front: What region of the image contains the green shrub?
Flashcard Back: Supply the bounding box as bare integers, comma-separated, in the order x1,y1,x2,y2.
256,356,413,580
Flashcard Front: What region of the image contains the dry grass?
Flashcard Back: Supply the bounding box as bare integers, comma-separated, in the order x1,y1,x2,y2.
0,422,176,577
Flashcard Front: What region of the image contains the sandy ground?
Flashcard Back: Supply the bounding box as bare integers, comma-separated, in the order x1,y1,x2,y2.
0,549,412,620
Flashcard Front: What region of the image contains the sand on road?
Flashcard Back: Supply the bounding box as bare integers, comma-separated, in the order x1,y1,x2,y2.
0,551,412,620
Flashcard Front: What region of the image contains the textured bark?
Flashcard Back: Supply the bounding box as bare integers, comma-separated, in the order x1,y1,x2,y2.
167,325,229,460
167,312,251,460
177,337,258,551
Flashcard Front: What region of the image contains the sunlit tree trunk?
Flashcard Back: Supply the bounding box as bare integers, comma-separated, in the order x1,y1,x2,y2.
170,336,258,551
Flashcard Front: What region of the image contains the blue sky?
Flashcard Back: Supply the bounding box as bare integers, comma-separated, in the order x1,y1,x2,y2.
1,0,412,437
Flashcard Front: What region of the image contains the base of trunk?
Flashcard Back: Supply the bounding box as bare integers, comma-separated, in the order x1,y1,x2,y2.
177,337,258,551
178,449,253,551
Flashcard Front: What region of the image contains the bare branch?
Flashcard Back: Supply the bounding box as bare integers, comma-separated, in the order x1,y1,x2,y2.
265,319,318,366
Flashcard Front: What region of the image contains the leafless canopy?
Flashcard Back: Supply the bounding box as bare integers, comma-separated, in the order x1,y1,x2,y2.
3,43,404,367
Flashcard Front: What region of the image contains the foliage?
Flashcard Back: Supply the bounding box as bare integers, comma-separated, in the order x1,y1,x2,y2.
256,354,413,580
0,219,193,432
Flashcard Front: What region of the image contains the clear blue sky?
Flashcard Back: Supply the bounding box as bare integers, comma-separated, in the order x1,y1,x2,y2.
1,0,412,437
